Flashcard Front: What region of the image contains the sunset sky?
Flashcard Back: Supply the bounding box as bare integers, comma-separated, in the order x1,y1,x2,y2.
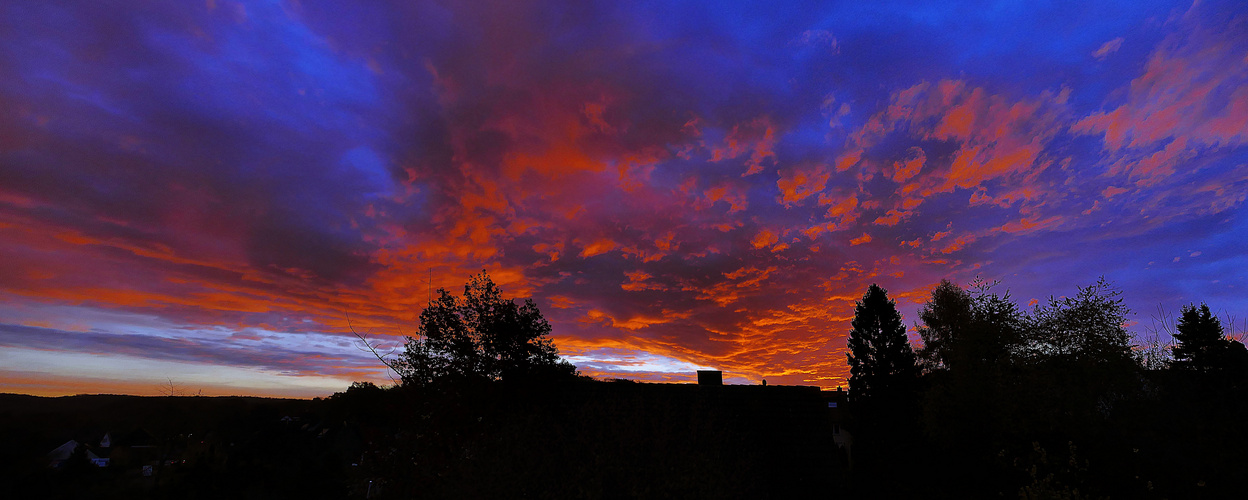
2,0,1246,397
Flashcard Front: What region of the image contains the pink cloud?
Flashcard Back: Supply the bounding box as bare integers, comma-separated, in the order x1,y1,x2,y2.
994,216,1064,235
1072,18,1248,152
834,148,863,172
1102,186,1129,198
938,233,978,254
1092,37,1124,60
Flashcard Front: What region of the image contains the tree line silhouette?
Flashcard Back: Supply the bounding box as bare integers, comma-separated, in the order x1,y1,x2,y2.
13,272,1247,498
343,271,1248,498
847,277,1248,498
350,271,1248,498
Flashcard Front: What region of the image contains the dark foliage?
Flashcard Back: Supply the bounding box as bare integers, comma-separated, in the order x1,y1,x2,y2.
846,284,918,404
917,278,1022,373
0,395,344,500
1020,277,1135,367
1172,303,1224,369
842,284,927,497
11,277,1248,499
903,278,1248,498
396,271,576,386
1171,303,1248,376
345,381,843,499
916,279,975,372
910,280,1026,497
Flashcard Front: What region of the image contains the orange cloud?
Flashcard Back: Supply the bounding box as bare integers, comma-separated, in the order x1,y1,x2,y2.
585,309,679,331
776,165,830,205
820,193,859,225
938,233,978,254
890,147,926,183
873,209,911,227
579,238,618,258
684,266,778,307
532,242,563,262
751,229,780,249
621,271,667,292
704,182,749,213
710,117,778,176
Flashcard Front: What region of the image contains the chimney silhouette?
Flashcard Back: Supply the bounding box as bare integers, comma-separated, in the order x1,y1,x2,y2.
697,370,722,386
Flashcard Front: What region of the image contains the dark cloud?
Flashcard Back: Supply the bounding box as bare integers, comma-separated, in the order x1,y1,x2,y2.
0,323,375,377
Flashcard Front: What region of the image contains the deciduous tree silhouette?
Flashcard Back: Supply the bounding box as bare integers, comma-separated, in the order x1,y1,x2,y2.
916,279,973,372
846,284,918,403
1021,277,1134,366
919,278,1024,372
998,277,1140,482
1138,304,1178,370
915,279,1024,495
396,271,576,386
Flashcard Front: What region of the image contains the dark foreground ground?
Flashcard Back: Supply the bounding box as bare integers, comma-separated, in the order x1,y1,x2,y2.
0,381,847,500
6,368,1248,499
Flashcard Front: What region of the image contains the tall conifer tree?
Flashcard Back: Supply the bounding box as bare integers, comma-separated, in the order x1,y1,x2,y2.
847,284,918,402
1173,303,1227,372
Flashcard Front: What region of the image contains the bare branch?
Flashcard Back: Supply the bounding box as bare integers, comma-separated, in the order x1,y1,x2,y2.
1132,304,1176,369
158,378,185,397
346,311,401,385
1220,308,1246,343
1146,303,1175,338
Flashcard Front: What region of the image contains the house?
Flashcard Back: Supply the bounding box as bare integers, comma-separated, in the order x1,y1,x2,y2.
823,387,853,460
47,434,112,468
86,447,110,467
46,439,80,468
46,429,159,469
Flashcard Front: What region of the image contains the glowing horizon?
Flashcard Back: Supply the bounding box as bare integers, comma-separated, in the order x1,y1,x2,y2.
2,0,1246,397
